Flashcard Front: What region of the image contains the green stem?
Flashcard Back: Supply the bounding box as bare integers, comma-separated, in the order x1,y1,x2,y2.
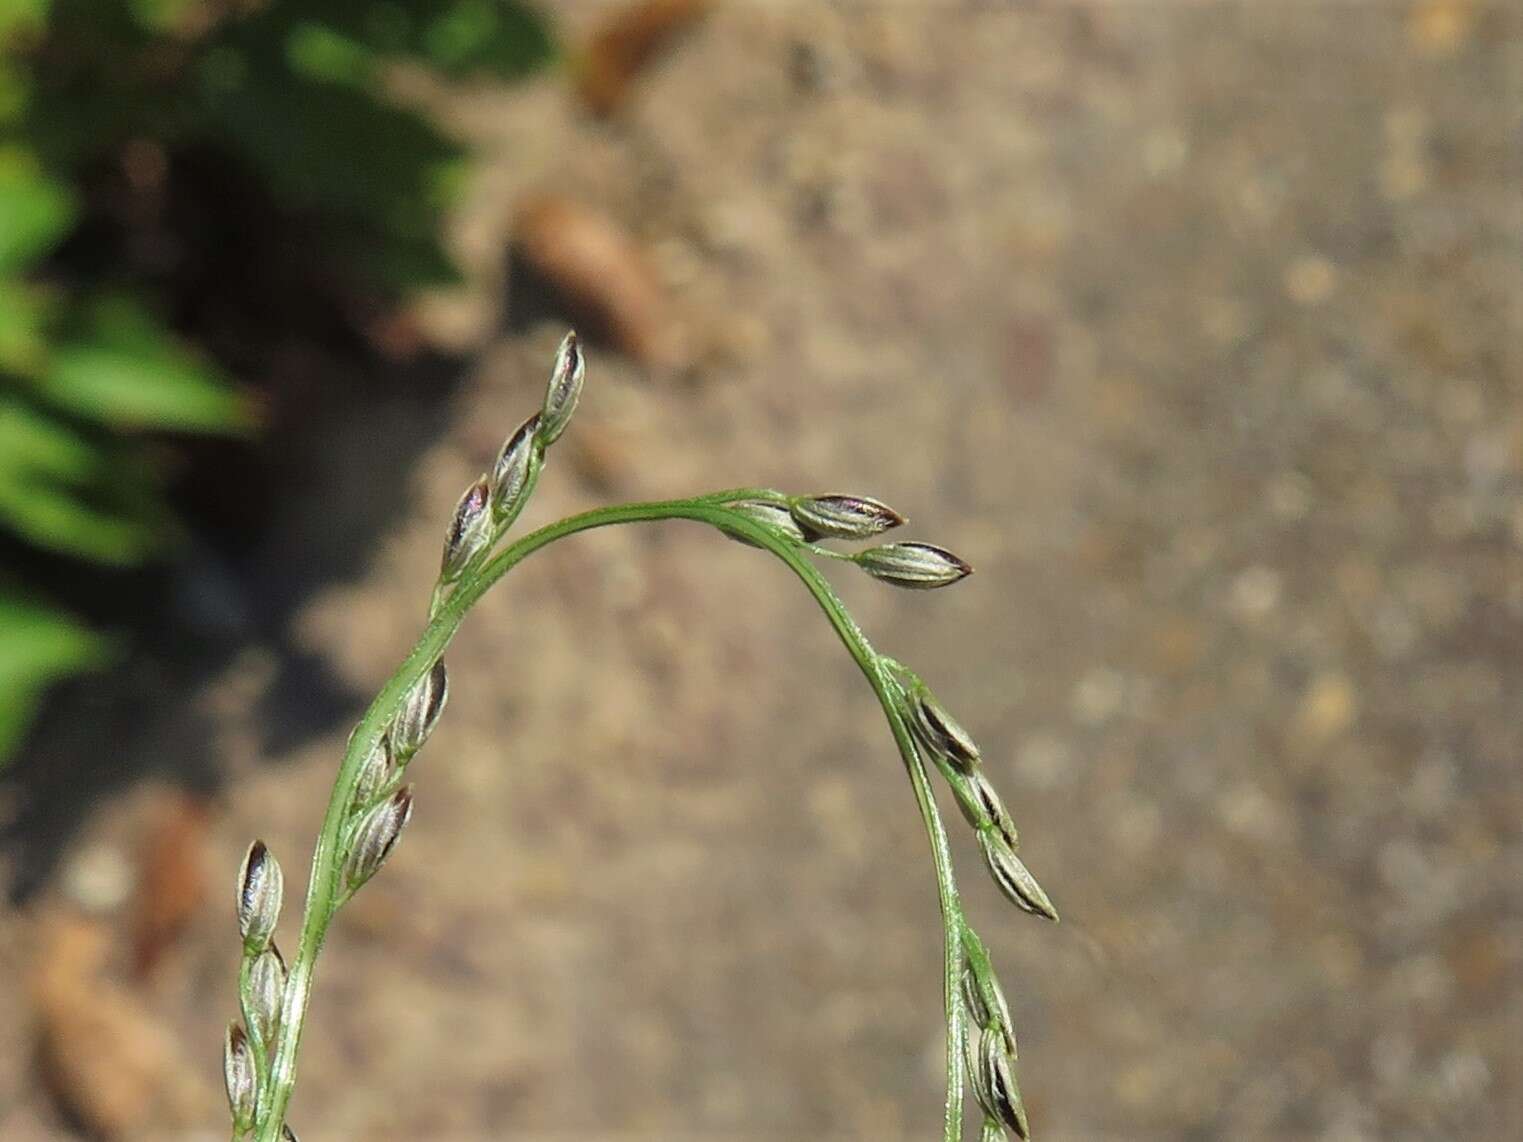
255,495,966,1141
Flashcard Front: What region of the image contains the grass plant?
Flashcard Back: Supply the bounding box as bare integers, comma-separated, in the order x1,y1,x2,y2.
226,333,1056,1141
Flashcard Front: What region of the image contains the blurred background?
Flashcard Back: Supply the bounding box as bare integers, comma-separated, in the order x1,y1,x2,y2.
0,1,1518,1139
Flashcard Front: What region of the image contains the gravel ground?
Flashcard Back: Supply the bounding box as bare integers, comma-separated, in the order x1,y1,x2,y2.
2,2,1519,1139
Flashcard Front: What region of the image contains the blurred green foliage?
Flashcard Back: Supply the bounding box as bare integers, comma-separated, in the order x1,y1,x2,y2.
0,0,555,766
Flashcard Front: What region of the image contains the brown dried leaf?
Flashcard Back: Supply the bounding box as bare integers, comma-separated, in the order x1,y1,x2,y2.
130,791,211,979
512,195,683,370
574,0,715,117
32,915,194,1139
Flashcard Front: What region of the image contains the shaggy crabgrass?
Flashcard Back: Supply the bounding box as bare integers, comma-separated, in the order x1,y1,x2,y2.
226,334,1056,1142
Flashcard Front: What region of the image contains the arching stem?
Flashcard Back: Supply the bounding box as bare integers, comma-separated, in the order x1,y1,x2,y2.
255,496,967,1142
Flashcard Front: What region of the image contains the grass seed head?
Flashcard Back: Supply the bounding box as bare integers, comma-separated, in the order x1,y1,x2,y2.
967,1024,993,1116
789,493,906,540
979,830,1058,922
856,541,973,589
978,1027,1030,1139
963,771,1018,849
538,330,585,445
236,840,282,953
911,688,982,772
230,364,1052,1139
720,500,808,547
224,1021,255,1129
961,965,990,1027
441,478,493,581
344,785,415,892
962,963,1015,1049
393,660,448,759
352,733,395,810
490,414,542,519
952,770,999,831
246,944,287,1044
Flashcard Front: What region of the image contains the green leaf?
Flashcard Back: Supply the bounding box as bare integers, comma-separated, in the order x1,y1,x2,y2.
0,588,110,764
0,475,162,564
0,591,108,684
267,0,555,80
284,20,376,87
0,392,98,481
0,275,52,373
39,298,253,433
419,0,554,79
0,0,51,43
0,146,76,272
0,396,163,564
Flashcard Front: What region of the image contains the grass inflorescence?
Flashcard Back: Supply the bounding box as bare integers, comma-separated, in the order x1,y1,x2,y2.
225,333,1055,1141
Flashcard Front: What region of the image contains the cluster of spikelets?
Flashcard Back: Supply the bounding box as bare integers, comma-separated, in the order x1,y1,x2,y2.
223,336,585,1141
227,655,447,1139
225,333,1055,1141
898,656,1056,1140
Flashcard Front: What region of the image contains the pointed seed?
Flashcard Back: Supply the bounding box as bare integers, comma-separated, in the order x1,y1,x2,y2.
855,541,972,589
490,414,542,519
344,785,414,892
962,963,1015,1052
961,966,990,1027
224,1022,255,1128
967,1024,992,1116
441,478,493,581
988,977,1018,1059
393,660,448,759
352,733,395,810
245,944,287,1044
979,830,1058,921
236,840,282,953
720,500,808,547
910,688,981,772
538,330,585,445
952,771,1014,845
979,1027,1030,1139
980,777,1020,850
789,494,905,541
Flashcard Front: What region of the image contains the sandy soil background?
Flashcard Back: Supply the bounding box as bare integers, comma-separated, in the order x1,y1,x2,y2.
1,2,1519,1139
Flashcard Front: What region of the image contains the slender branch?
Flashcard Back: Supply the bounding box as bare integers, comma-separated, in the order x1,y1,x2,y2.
254,497,969,1141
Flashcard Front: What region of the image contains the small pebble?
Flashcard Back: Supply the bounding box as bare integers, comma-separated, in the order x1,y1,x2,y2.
60,845,134,914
